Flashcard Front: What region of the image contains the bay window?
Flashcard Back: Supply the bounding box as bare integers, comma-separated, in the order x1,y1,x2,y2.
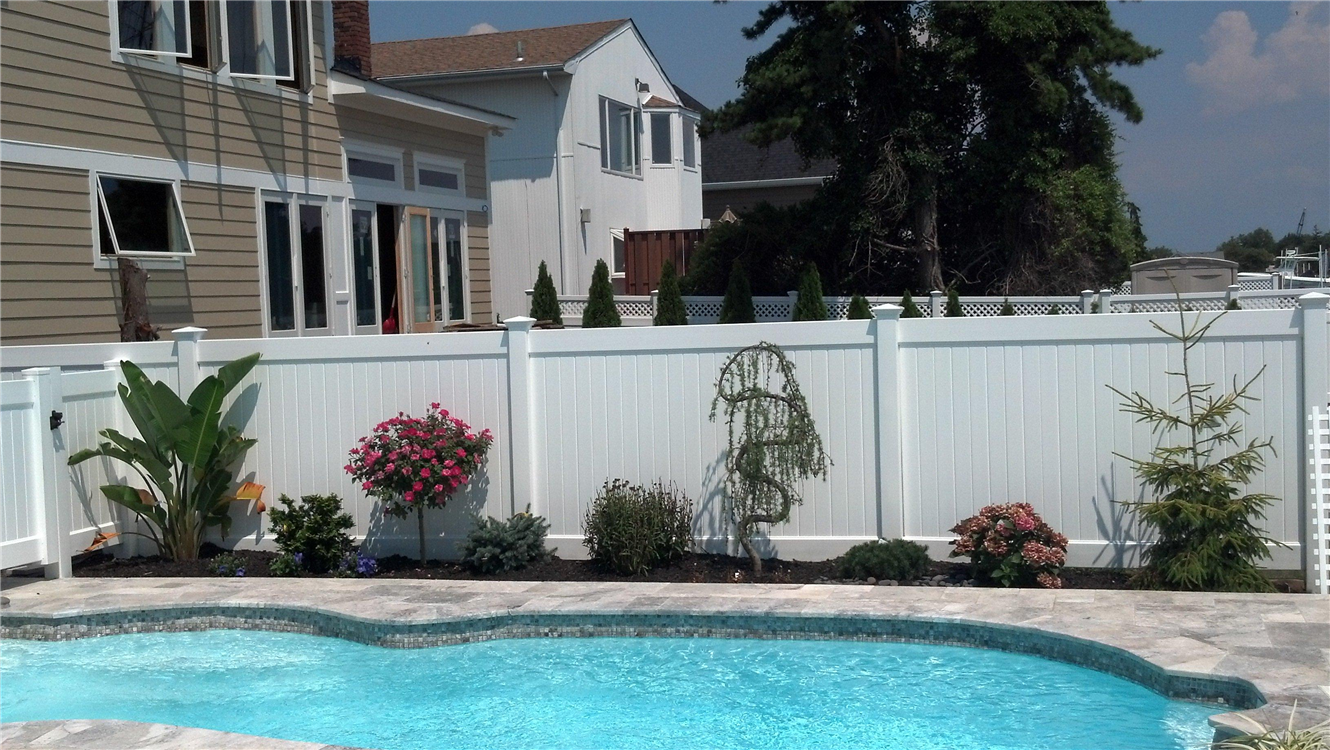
683,118,697,168
650,113,672,165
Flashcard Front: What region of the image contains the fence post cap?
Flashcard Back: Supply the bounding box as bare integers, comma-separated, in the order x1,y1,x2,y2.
1298,292,1330,309
504,316,538,331
871,304,903,320
19,367,53,377
1080,289,1094,297
172,326,207,342
929,290,943,297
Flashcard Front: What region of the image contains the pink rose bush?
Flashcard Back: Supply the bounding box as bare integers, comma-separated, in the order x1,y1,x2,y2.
344,403,493,520
949,503,1068,588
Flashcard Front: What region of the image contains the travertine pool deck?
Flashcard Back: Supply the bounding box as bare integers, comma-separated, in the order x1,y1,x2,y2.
1,577,1326,747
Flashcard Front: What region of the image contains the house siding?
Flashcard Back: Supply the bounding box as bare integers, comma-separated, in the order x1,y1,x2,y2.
0,1,343,181
0,163,263,345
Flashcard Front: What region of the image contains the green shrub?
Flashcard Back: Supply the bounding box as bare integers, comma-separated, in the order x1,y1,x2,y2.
461,510,551,574
846,295,873,320
1226,298,1242,310
269,553,301,577
999,299,1016,316
791,264,828,321
838,539,930,581
899,290,923,318
1047,304,1061,315
718,259,756,324
583,480,693,575
944,288,963,317
266,494,354,574
654,260,688,326
582,259,621,328
208,552,247,577
529,260,562,325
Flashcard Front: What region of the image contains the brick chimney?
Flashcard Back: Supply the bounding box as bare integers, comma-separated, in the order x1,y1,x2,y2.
332,0,372,78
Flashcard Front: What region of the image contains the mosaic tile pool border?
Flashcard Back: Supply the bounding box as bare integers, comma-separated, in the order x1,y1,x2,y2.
0,605,1263,710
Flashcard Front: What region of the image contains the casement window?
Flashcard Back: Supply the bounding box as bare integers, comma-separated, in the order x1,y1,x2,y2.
95,175,195,258
180,0,214,69
415,154,465,196
115,0,191,57
599,97,641,176
611,229,626,275
261,194,329,336
226,0,294,80
650,113,672,166
682,118,697,169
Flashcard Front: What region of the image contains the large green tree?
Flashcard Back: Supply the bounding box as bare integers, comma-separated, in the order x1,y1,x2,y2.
708,1,1158,295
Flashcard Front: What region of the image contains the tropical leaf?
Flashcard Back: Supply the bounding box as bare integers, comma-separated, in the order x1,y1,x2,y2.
214,352,260,397
176,376,225,469
100,484,166,527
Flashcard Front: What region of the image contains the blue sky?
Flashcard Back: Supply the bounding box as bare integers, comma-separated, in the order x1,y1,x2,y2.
370,2,1330,254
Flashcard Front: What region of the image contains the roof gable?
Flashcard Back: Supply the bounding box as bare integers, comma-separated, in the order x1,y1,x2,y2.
372,20,628,78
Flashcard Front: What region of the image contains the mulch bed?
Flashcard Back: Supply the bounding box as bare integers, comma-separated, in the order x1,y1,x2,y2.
68,544,1137,589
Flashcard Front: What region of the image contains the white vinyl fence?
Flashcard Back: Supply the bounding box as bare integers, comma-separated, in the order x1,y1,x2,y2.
532,286,1320,327
3,297,1328,590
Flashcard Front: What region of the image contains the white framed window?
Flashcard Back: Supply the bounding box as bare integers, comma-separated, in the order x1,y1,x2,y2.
650,112,672,166
226,0,294,80
415,154,465,196
599,97,641,176
260,192,330,336
114,0,191,57
344,142,404,187
610,228,626,276
94,174,195,259
683,117,697,169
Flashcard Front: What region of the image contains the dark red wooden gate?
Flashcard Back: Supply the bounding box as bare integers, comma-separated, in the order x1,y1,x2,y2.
622,228,706,295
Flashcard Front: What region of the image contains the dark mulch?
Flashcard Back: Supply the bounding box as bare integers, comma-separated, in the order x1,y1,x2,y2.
70,544,1137,589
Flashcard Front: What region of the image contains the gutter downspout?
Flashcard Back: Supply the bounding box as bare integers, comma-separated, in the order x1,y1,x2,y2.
544,71,568,293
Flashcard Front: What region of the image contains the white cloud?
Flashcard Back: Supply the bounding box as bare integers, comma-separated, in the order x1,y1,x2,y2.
467,22,499,36
1186,2,1329,114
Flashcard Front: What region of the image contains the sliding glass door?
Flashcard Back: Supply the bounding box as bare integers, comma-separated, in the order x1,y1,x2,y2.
261,194,329,337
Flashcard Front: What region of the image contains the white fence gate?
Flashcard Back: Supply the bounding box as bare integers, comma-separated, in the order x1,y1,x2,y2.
2,295,1327,589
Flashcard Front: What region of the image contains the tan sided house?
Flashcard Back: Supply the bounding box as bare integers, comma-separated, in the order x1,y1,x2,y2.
0,0,514,345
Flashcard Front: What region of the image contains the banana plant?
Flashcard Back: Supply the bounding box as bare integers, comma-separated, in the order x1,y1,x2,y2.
68,353,260,561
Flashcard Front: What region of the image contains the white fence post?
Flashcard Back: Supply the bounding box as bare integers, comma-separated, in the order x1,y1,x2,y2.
1099,288,1113,314
1300,293,1330,592
1080,290,1094,315
173,326,206,396
22,367,71,578
1225,284,1241,309
929,290,944,318
504,317,538,518
872,305,905,540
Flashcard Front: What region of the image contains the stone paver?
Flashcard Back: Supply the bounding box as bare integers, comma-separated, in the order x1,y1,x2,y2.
1,577,1326,748
0,719,362,749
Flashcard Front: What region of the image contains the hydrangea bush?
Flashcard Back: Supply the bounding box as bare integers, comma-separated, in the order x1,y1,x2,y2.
345,403,493,563
949,503,1068,588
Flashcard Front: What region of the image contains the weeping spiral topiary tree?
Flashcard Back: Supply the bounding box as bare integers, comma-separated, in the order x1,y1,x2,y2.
710,342,829,574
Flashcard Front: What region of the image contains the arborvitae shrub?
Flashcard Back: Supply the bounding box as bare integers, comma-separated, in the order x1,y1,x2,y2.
583,480,693,575
838,539,931,581
945,288,964,317
1226,298,1241,310
529,261,562,326
1047,304,1061,315
653,260,688,325
900,290,924,318
846,294,873,319
582,259,621,328
999,299,1016,316
461,510,550,574
718,259,756,324
791,264,829,321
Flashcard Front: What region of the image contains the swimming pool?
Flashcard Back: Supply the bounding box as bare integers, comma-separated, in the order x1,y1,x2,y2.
2,629,1218,750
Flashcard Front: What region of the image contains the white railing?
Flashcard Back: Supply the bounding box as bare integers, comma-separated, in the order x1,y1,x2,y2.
529,286,1324,327
1310,403,1330,595
3,295,1327,579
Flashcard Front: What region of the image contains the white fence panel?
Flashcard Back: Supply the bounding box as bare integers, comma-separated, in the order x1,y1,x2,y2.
201,333,513,558
0,379,43,569
898,310,1305,568
60,369,128,553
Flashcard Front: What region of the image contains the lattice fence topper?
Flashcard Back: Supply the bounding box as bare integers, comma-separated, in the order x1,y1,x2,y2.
1110,295,1227,314
1311,403,1330,595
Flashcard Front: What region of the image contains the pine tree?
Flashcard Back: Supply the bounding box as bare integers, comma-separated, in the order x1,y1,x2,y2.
791,264,829,321
899,290,923,319
944,288,964,317
529,261,562,326
718,259,756,324
582,259,621,328
846,295,873,320
999,298,1016,316
653,260,688,326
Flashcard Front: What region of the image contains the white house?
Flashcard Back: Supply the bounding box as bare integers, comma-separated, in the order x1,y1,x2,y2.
374,20,704,320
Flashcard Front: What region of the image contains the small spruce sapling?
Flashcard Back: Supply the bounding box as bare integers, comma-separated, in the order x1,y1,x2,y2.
944,288,963,317
582,259,621,328
846,295,873,320
529,261,562,326
999,299,1016,316
899,290,924,318
653,260,688,325
718,259,756,324
791,264,829,321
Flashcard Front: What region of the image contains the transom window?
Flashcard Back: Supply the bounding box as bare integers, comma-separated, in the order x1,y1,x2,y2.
345,145,404,187
95,175,195,258
600,97,641,176
415,155,465,195
347,157,397,183
650,113,672,165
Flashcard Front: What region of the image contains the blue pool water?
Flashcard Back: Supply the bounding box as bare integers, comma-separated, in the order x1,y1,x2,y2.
1,630,1218,750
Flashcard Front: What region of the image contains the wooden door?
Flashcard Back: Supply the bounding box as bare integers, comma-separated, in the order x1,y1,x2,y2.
403,207,437,333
